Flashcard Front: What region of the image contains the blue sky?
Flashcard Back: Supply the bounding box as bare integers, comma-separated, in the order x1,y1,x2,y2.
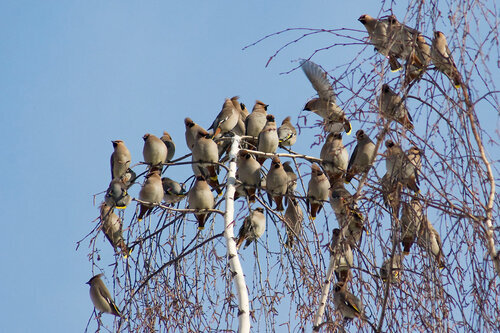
1,1,498,332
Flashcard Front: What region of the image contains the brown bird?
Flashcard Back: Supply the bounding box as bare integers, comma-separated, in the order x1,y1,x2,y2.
418,213,445,269
245,100,268,148
320,133,349,182
87,274,122,317
160,131,175,162
345,130,376,183
188,175,215,230
184,117,206,151
379,254,405,283
191,129,221,194
306,164,330,219
333,283,365,320
143,133,168,169
231,96,247,136
431,31,462,88
110,140,131,180
282,161,298,199
301,59,351,134
236,151,261,203
403,146,421,192
265,156,288,211
401,198,424,254
99,203,129,257
404,34,431,86
236,208,266,250
209,98,239,137
137,169,163,221
284,197,304,248
105,177,132,209
278,116,297,147
379,84,414,130
329,228,353,283
257,114,279,165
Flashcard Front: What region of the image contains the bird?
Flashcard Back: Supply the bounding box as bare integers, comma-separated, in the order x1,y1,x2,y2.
278,116,297,147
320,133,349,182
99,203,129,257
110,140,131,181
282,161,298,199
386,15,420,62
160,131,176,162
191,129,221,194
184,117,206,151
379,84,414,130
418,214,445,269
86,274,122,317
379,254,405,283
209,98,239,137
284,197,304,248
333,283,364,320
431,31,462,88
188,175,215,230
105,178,132,209
306,164,330,219
236,207,266,249
300,59,351,134
265,156,288,211
401,198,424,254
404,34,431,86
143,133,168,169
137,169,163,221
384,140,405,181
257,114,279,164
383,140,421,193
245,100,268,148
329,228,353,283
236,151,261,203
380,172,402,214
161,177,186,205
403,146,421,192
230,96,247,136
345,130,376,183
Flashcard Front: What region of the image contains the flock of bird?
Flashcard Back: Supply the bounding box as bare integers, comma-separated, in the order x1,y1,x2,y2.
87,13,462,327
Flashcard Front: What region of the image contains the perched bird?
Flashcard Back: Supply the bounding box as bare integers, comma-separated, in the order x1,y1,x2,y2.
209,98,239,137
160,131,176,162
231,96,247,136
379,84,414,130
245,100,268,148
99,203,129,257
184,117,206,151
86,274,122,317
345,130,376,183
320,133,349,182
236,208,266,249
418,214,445,269
431,31,462,88
301,59,351,134
380,173,402,214
282,161,298,199
404,34,431,86
191,129,221,194
386,15,420,61
383,140,421,192
278,116,297,147
105,178,132,209
161,177,186,205
403,146,421,192
401,199,424,254
384,140,405,181
329,228,353,283
236,151,261,203
265,156,288,211
110,140,131,180
333,283,364,320
306,164,331,219
188,175,215,230
380,254,405,283
284,197,304,248
257,114,279,164
137,169,163,221
143,133,168,169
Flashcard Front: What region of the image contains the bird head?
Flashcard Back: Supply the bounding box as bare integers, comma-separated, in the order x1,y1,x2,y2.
143,134,151,141
184,117,195,128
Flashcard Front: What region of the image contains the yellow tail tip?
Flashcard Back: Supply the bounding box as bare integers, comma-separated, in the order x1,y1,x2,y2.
345,129,352,135
138,218,143,222
390,68,402,73
198,226,205,230
116,206,126,209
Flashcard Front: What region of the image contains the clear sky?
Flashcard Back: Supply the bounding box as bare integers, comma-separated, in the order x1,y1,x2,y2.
0,1,498,332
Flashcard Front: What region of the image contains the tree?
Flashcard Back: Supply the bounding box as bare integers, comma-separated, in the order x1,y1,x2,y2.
79,0,499,331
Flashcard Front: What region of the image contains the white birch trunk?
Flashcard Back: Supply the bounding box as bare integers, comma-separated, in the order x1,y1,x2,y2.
312,255,336,331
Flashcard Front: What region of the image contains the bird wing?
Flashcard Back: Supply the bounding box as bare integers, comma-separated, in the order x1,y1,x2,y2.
300,59,336,102
347,144,359,171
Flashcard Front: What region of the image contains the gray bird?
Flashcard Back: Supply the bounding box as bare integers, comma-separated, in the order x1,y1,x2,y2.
306,164,330,219
329,228,353,283
257,114,279,165
418,214,445,269
379,254,405,283
160,131,175,162
320,133,349,182
105,178,132,209
188,175,215,230
345,130,376,183
333,283,364,320
236,207,266,249
99,203,129,257
86,274,122,317
384,140,405,181
143,133,168,169
245,100,268,148
379,84,414,130
284,197,304,248
191,129,221,195
404,34,431,86
236,151,261,203
401,198,424,254
301,59,351,134
380,173,401,214
231,96,247,136
431,31,462,88
110,140,131,180
138,169,163,221
209,98,239,137
278,116,297,147
403,146,421,192
161,177,186,205
387,15,420,61
184,117,206,151
266,156,288,211
282,161,298,199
